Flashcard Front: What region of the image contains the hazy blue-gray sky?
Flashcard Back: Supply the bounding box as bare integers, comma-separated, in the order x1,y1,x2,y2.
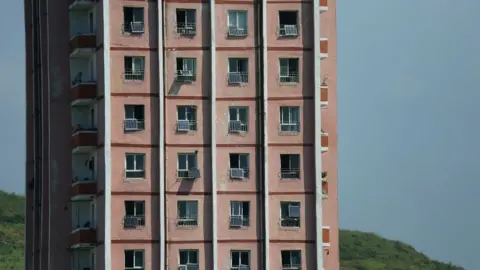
0,1,478,269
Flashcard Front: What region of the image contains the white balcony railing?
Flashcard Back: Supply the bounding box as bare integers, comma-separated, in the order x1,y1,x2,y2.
228,121,248,133
228,72,248,84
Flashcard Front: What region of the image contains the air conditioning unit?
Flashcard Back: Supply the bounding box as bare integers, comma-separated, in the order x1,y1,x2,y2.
188,168,200,178
130,21,144,33
124,216,139,228
230,168,245,179
177,120,191,132
230,215,244,227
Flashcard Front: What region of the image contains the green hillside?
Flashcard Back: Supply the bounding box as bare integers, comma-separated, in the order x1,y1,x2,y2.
0,191,463,270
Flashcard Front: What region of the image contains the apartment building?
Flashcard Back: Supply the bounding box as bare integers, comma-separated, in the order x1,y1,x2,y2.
24,0,337,269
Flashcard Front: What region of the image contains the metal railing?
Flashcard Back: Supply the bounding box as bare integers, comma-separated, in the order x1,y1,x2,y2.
229,216,250,227
227,27,248,37
125,169,145,178
123,21,145,34
176,120,197,132
230,168,249,179
124,69,145,80
176,23,197,35
72,176,95,183
280,168,300,179
280,217,301,228
178,265,199,270
71,72,95,86
281,265,302,270
228,72,248,84
177,168,200,179
176,217,198,227
72,124,97,134
228,121,248,133
278,25,298,37
124,119,145,132
123,215,145,228
72,220,94,230
175,70,196,82
279,72,299,83
279,122,300,133
230,266,251,270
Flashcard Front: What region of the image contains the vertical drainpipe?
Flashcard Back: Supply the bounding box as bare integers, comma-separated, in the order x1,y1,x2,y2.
158,0,166,269
102,0,112,269
45,0,51,267
261,0,269,268
313,0,323,269
210,0,218,269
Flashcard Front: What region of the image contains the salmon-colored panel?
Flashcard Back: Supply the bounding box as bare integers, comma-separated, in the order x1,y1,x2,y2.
165,100,210,145
70,181,96,197
266,4,313,47
71,84,97,102
321,86,328,102
165,147,211,193
321,134,328,147
320,0,328,8
322,179,328,196
70,229,97,246
166,243,212,270
216,147,257,192
110,51,158,95
323,227,330,243
166,195,212,241
71,132,97,149
69,35,96,54
320,39,328,54
216,51,256,99
267,100,315,144
269,243,316,270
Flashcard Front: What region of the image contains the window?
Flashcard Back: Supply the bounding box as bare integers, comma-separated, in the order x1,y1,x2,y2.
228,58,249,84
230,201,250,227
176,106,197,132
227,11,248,37
124,201,145,228
280,154,300,179
231,250,250,269
175,58,196,82
125,153,146,178
123,7,144,33
176,9,196,35
124,250,144,270
179,250,199,267
280,106,300,132
124,105,145,132
278,11,298,37
177,153,199,179
279,58,299,83
280,202,301,227
228,107,248,133
229,153,249,179
124,56,145,80
177,201,198,227
281,250,301,269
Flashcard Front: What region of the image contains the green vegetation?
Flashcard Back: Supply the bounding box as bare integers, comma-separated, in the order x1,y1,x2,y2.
340,230,463,270
0,191,464,270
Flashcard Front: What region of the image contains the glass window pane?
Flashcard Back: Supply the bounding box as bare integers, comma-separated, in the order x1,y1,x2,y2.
292,251,301,264
240,154,248,168
134,251,144,267
228,12,236,26
125,106,134,118
186,10,195,24
190,251,198,263
240,252,249,264
126,155,134,170
125,250,134,267
291,107,300,122
178,202,186,217
231,252,240,265
135,155,144,170
238,12,247,28
136,201,145,215
125,201,135,216
230,154,239,168
281,251,289,265
229,108,238,121
239,108,248,122
281,107,289,123
179,251,188,264
187,154,196,168
177,106,186,120
178,154,187,169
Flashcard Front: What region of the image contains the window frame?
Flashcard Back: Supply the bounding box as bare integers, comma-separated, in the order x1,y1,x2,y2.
177,153,198,170
281,250,302,268
230,250,251,268
228,58,249,73
177,200,199,219
124,153,146,179
178,249,199,266
124,249,145,270
229,153,249,170
227,10,248,29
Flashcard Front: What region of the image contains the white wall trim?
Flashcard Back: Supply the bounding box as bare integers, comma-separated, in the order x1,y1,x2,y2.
261,0,270,268
158,1,166,269
210,1,218,269
102,0,112,269
46,0,52,267
313,0,324,268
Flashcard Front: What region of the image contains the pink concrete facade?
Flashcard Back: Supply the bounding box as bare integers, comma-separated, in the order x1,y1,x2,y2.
25,0,338,269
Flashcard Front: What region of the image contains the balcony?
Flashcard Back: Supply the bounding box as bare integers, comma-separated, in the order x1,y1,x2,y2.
320,38,328,59
71,72,96,106
72,125,97,153
69,0,96,11
229,215,250,228
321,86,328,107
176,120,197,132
230,168,249,180
124,119,145,132
69,34,96,58
70,227,96,248
227,27,248,37
71,249,93,270
175,70,196,83
320,0,328,12
321,132,328,152
228,72,248,84
176,217,198,228
322,172,328,199
228,121,248,133
71,178,96,201
176,23,197,35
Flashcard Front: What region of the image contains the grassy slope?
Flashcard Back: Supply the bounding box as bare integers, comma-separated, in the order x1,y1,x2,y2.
0,191,463,270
